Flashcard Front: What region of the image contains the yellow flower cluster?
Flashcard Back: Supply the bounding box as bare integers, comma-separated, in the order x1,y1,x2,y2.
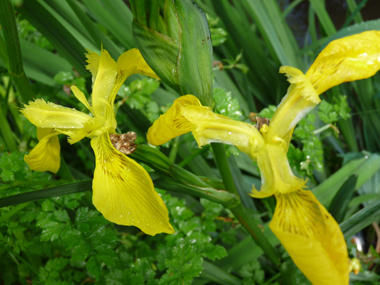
21,30,380,284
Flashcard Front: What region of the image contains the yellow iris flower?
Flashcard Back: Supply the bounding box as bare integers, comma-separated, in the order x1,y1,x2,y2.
147,31,380,283
21,48,174,236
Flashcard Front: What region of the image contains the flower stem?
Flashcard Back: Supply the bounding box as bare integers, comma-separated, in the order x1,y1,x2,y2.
0,100,17,151
0,0,34,103
178,144,210,167
168,136,180,163
211,143,280,265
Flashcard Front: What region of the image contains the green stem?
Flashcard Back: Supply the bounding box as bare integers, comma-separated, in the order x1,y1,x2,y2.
3,76,13,113
0,202,30,224
211,143,280,265
0,0,34,102
178,144,210,167
0,100,17,151
168,136,180,163
313,124,331,135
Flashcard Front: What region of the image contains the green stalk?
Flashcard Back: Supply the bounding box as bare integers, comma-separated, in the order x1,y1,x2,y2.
0,202,30,224
0,0,34,102
3,76,13,113
0,100,17,151
178,145,210,167
211,143,280,265
168,137,180,163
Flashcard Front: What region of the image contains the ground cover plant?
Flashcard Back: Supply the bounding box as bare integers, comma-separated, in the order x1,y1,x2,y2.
1,0,380,284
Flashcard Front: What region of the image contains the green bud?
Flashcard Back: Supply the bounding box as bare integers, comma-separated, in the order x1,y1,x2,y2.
130,0,214,108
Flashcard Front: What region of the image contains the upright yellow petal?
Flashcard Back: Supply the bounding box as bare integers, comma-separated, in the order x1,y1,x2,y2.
147,95,202,145
85,49,100,81
306,31,380,95
267,67,320,145
90,49,118,119
109,48,160,105
71,86,93,113
24,129,60,173
270,190,349,285
91,133,174,236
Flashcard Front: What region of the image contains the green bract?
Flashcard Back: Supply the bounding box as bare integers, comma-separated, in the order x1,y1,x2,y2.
130,0,214,108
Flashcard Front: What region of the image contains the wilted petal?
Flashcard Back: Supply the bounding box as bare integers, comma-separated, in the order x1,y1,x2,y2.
24,129,60,173
270,190,349,285
21,99,95,130
147,95,202,145
91,133,174,236
306,31,380,95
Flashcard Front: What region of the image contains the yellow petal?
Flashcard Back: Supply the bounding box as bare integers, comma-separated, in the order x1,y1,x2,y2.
24,129,60,173
270,190,349,285
90,48,118,119
21,99,95,130
71,86,93,113
91,133,174,236
251,144,305,198
306,31,380,95
267,67,320,146
85,49,100,81
109,48,160,105
147,95,202,145
181,104,265,159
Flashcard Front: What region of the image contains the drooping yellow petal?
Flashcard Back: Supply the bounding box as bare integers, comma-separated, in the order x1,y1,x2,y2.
91,133,174,236
251,144,306,198
306,31,380,95
89,49,118,119
267,67,320,146
21,99,95,130
24,129,60,173
147,95,202,145
270,190,349,285
109,48,160,105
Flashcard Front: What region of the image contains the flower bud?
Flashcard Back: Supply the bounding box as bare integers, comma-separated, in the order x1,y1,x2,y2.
130,0,214,108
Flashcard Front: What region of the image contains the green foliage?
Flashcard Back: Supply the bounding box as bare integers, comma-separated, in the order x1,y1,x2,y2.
207,15,227,46
17,18,54,51
0,151,24,182
53,71,88,96
121,78,160,110
1,1,380,284
213,87,242,120
293,113,324,175
238,260,265,285
258,105,277,119
318,95,351,124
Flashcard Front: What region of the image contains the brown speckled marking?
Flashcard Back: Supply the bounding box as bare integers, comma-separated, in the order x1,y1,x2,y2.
109,132,137,155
